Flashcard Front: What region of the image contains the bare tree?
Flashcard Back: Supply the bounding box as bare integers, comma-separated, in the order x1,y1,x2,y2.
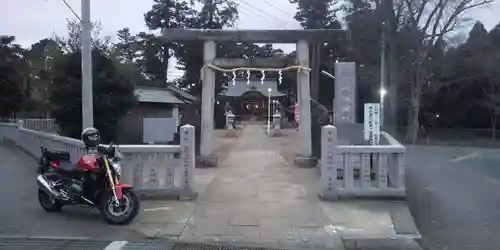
401,0,493,143
54,19,112,53
475,82,500,140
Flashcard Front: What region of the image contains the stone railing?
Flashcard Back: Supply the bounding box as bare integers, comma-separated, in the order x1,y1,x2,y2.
1,119,57,133
319,125,405,199
0,121,197,200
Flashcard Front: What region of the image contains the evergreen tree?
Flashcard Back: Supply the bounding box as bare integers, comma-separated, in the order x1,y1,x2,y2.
50,49,137,141
0,36,27,118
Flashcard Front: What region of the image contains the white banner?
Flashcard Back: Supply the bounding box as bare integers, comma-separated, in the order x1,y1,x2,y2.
364,103,380,145
373,104,380,145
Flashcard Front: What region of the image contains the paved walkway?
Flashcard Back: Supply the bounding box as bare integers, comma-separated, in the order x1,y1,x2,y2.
134,125,420,249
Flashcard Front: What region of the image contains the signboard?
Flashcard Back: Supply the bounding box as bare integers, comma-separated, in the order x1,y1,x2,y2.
143,118,177,144
364,103,380,145
334,62,356,124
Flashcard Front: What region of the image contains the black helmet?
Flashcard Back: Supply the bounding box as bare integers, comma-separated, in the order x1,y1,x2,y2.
81,127,100,148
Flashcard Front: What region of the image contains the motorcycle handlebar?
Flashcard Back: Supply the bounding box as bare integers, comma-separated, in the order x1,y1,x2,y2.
97,146,111,155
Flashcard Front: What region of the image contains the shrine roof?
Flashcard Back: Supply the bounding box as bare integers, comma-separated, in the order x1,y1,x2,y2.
219,80,287,97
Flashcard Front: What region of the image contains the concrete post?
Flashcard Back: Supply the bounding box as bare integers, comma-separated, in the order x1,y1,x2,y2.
200,41,216,157
295,40,313,166
172,106,179,131
16,120,23,147
180,125,198,200
16,120,24,129
0,123,4,144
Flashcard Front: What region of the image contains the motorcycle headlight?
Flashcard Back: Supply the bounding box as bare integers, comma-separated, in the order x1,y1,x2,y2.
111,162,122,176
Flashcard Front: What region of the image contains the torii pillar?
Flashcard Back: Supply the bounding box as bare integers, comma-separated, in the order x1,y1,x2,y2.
161,29,345,168
294,40,315,167
198,41,218,167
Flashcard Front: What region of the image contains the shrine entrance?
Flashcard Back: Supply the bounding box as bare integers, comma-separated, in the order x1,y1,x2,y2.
161,29,343,167
241,91,265,119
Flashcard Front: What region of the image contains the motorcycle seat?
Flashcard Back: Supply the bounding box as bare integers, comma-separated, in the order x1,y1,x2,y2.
57,161,76,172
43,150,71,162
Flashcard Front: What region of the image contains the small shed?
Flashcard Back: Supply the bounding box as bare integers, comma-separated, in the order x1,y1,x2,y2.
114,85,197,144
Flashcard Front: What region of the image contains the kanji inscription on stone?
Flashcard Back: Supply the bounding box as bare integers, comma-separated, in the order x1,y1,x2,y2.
334,62,356,124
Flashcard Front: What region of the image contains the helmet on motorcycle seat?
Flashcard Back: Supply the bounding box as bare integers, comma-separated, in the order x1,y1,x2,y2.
81,127,100,148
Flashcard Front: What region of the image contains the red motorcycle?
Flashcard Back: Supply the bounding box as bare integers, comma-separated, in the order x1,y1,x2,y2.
36,144,140,225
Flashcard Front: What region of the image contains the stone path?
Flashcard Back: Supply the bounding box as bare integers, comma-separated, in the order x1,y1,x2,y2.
133,125,420,249
181,125,340,246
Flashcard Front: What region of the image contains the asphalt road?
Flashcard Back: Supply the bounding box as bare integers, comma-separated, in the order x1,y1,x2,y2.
406,145,500,250
0,145,144,240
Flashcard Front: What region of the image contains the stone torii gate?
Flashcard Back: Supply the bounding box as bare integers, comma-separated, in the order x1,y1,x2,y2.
162,29,343,167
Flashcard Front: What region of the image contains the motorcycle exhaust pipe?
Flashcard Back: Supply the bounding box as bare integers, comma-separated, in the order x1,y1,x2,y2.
37,175,61,199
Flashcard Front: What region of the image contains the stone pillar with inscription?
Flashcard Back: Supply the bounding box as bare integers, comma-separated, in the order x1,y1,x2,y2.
180,125,198,200
334,62,356,124
319,125,339,200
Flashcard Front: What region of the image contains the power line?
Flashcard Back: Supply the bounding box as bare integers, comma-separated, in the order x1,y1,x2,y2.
236,3,280,24
237,5,293,29
59,0,81,21
261,0,296,17
236,0,297,29
238,0,293,25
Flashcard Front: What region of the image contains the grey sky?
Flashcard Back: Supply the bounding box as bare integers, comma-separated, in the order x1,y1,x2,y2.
1,0,499,76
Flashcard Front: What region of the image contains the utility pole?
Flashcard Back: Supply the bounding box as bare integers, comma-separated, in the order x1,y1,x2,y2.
163,0,171,83
380,21,387,128
81,0,94,129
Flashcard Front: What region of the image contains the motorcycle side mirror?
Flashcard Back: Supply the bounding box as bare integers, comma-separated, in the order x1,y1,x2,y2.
106,143,116,155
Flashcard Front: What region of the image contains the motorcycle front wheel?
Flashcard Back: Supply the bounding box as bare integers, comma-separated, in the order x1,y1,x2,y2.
100,189,140,225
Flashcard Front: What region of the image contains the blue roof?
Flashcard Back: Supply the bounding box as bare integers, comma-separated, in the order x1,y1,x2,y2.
135,87,187,104
220,80,287,97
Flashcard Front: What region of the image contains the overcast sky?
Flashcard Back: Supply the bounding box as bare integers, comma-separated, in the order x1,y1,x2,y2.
1,0,499,76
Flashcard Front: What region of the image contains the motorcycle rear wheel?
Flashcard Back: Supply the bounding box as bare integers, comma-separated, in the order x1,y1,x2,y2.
38,189,63,212
100,189,140,225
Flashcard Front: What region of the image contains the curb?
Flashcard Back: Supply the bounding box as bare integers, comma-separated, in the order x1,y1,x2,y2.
342,236,423,250
0,234,424,250
0,235,94,240
0,235,343,250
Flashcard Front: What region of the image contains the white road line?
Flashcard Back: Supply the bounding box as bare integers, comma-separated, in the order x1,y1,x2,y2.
487,177,500,185
448,152,479,163
144,206,171,212
324,225,345,236
277,152,291,168
103,241,128,250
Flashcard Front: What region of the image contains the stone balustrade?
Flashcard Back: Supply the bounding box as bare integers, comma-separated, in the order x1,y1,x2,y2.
319,125,406,199
1,119,57,133
0,121,197,200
